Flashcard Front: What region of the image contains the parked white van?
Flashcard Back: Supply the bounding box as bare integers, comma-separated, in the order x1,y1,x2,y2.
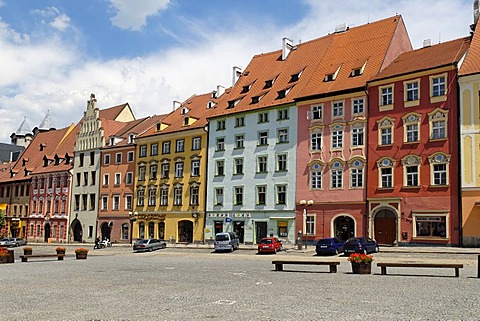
214,232,240,252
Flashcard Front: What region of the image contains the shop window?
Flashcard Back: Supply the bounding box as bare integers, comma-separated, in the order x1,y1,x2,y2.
414,215,447,238
278,221,288,237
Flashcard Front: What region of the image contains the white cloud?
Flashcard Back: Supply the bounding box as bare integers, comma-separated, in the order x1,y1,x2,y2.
108,0,170,31
49,14,71,32
31,6,71,32
0,1,5,8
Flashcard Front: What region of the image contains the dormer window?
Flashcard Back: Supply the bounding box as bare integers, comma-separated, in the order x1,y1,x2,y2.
110,137,115,146
207,101,216,109
351,68,362,77
324,64,342,82
276,87,292,99
290,69,303,83
181,107,189,115
264,79,275,89
39,144,45,151
156,123,161,131
324,73,335,82
227,98,241,109
241,83,253,94
251,91,267,105
128,134,135,144
350,60,367,77
184,117,189,126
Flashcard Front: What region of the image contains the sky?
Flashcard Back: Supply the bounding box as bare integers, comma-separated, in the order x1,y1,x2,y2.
0,0,475,143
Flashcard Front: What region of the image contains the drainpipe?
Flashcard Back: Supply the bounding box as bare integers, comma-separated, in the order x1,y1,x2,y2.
455,69,463,247
202,123,209,244
364,86,370,238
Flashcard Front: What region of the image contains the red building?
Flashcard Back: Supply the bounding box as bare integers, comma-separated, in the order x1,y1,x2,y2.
366,37,470,246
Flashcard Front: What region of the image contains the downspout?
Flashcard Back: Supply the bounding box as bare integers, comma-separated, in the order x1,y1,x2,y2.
456,68,463,247
364,86,370,238
202,123,210,244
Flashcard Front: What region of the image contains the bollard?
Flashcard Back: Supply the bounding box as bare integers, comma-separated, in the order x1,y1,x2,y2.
297,236,302,250
478,255,480,278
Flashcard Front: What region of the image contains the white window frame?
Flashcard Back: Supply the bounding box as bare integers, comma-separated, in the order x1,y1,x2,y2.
428,153,450,186
191,160,200,176
352,97,365,115
175,162,184,178
276,185,287,205
215,188,223,206
277,154,287,172
160,187,169,206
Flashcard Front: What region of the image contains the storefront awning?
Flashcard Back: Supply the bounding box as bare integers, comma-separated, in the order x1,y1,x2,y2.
269,216,295,220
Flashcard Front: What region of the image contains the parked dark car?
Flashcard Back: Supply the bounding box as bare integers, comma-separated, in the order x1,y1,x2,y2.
257,237,283,254
315,237,344,255
343,237,379,255
133,238,167,252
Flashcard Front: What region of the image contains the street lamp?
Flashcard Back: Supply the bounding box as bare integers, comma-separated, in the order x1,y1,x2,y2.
128,211,138,245
300,199,314,249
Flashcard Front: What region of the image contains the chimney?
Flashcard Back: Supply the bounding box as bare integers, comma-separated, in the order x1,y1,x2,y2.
173,100,181,111
232,66,242,86
216,85,225,97
475,0,479,25
423,39,432,48
282,37,293,60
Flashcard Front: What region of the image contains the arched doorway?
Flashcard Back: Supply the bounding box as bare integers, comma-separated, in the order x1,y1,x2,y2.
71,219,83,242
333,216,355,241
178,220,193,243
101,222,111,241
374,209,397,245
158,222,165,240
44,223,51,242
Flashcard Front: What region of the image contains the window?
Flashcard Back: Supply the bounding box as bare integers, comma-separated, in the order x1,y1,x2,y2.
378,158,395,188
114,173,121,185
277,109,289,120
215,188,223,205
89,193,95,210
352,126,364,147
76,173,81,186
103,174,109,186
403,113,421,143
160,188,168,206
257,156,268,173
429,109,448,140
174,186,182,205
151,144,158,156
431,75,446,97
115,153,122,164
113,195,120,210
125,195,132,210
91,171,95,185
258,131,268,145
122,224,129,240
83,172,88,186
176,139,185,152
104,154,110,165
350,160,364,188
139,145,147,157
380,86,393,106
377,117,394,146
192,137,201,150
90,151,95,166
138,166,146,181
381,127,392,145
126,172,133,185
216,137,225,151
352,98,364,115
414,214,447,238
257,186,266,205
406,166,419,186
234,158,243,175
429,153,450,186
148,188,156,206
234,186,243,205
331,167,343,189
175,162,184,177
161,163,170,178
102,196,108,210
310,163,323,189
190,186,199,205
191,160,200,176
276,185,286,205
332,101,344,118
311,132,322,151
331,128,343,149
277,128,288,143
79,153,84,167
235,116,245,127
235,134,244,149
264,79,274,89
405,80,419,101
127,151,134,162
277,154,287,171
150,165,157,180
162,141,171,154
312,105,322,120
258,112,269,123
217,119,226,131
306,215,315,235
216,160,224,176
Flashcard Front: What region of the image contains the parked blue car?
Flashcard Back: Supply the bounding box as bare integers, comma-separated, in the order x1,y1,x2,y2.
315,237,344,255
343,237,379,255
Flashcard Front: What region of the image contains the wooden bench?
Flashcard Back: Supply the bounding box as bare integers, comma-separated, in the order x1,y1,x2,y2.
377,262,463,277
272,260,340,273
20,254,65,262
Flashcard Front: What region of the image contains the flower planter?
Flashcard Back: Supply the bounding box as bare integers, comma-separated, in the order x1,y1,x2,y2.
351,262,372,274
0,256,8,264
23,249,33,256
56,250,65,260
76,253,87,260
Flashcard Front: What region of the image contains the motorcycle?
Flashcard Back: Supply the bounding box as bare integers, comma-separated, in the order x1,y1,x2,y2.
93,238,112,249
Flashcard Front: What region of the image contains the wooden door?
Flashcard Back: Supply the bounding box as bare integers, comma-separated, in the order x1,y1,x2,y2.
374,209,396,245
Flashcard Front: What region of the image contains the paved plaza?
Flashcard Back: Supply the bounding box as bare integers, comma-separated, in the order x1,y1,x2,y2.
2,244,480,320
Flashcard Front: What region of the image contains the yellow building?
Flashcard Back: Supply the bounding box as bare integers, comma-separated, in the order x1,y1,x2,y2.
131,93,218,243
459,18,480,247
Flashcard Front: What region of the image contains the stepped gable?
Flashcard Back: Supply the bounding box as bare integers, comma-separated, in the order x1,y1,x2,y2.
372,36,471,81
459,19,480,76
140,93,218,138
9,126,72,181
298,16,409,98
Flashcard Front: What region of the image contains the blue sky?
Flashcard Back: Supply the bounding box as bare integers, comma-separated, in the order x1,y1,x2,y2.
0,0,474,143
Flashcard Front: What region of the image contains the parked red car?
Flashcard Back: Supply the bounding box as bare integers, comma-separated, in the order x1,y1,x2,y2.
257,237,283,254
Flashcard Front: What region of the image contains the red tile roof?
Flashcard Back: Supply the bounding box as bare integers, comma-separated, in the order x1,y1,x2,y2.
209,16,408,117
98,103,131,120
459,20,480,76
373,37,470,81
